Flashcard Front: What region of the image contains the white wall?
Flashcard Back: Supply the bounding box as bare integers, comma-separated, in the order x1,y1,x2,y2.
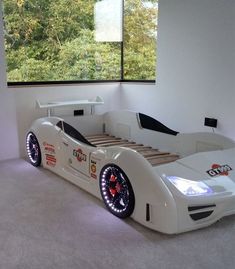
0,3,121,159
0,0,235,161
14,84,121,156
120,0,235,140
0,10,19,160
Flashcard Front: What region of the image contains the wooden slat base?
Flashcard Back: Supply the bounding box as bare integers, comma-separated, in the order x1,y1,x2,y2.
85,134,179,166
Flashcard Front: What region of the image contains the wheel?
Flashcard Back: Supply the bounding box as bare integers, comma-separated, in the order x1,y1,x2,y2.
26,132,41,167
99,164,135,218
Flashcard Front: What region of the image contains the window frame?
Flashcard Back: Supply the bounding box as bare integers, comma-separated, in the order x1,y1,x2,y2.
3,0,157,86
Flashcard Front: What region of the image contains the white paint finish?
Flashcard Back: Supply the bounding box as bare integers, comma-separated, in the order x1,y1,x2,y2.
120,0,235,140
104,110,235,156
27,111,235,233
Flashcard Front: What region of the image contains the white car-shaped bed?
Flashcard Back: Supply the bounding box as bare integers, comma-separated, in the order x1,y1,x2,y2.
26,103,235,234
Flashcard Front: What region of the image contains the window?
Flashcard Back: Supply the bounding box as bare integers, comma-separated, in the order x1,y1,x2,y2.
56,121,94,146
124,0,157,80
2,0,158,84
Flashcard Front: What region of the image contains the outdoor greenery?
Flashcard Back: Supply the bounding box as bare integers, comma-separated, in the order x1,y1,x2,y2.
3,0,158,82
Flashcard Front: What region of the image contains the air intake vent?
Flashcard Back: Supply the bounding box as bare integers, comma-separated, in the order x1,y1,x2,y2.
146,203,151,222
188,204,216,221
190,211,213,221
188,204,216,212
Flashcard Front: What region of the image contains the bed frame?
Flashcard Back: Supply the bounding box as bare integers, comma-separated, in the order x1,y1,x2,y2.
85,134,179,166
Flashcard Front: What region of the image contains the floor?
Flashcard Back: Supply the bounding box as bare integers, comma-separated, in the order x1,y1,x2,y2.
0,159,234,269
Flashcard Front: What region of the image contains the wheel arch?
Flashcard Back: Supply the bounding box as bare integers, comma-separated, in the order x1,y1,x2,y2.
102,148,178,232
26,117,62,168
99,163,135,218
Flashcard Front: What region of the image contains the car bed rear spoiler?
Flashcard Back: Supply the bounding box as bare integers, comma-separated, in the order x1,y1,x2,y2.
36,96,104,116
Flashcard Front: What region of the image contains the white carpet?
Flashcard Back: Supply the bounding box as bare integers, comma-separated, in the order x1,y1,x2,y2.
0,159,234,269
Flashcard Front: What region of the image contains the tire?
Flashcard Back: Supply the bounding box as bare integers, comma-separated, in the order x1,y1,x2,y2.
99,164,135,218
26,132,41,167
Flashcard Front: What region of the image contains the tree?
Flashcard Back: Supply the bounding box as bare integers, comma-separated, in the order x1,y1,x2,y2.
124,0,158,79
2,0,158,82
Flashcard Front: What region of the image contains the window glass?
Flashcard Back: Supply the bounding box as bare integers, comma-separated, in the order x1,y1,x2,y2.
2,0,158,83
124,0,158,80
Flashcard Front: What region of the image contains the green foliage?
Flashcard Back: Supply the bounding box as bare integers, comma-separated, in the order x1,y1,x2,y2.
3,0,157,82
55,30,121,80
124,0,158,80
8,58,55,81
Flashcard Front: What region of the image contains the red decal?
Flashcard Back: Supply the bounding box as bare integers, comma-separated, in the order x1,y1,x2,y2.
44,142,56,155
46,154,56,163
45,146,55,154
46,160,56,167
207,164,232,177
43,142,54,148
91,173,97,179
73,148,87,162
44,142,56,167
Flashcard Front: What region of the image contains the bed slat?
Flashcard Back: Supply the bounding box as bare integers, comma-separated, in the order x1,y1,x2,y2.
85,134,179,166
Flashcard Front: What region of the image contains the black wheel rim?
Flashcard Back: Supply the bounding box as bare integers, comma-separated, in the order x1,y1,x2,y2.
100,165,131,214
26,133,40,164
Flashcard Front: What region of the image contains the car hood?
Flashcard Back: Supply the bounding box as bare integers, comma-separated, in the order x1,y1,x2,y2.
176,147,235,179
156,147,235,194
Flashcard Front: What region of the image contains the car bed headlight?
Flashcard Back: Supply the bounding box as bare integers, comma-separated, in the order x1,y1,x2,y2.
167,176,213,196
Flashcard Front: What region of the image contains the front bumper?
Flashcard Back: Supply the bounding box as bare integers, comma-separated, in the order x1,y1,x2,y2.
176,193,235,234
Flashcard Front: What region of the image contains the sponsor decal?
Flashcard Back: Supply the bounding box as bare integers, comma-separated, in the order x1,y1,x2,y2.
43,142,54,148
46,154,57,167
206,164,232,177
91,173,97,179
44,146,55,154
43,142,56,167
46,160,56,167
73,148,87,162
90,159,97,179
43,142,55,154
91,164,96,173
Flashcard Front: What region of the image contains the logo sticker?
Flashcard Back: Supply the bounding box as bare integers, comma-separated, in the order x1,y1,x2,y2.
43,142,56,167
91,164,96,173
90,160,97,179
43,142,55,152
46,154,57,167
73,148,87,162
206,164,232,177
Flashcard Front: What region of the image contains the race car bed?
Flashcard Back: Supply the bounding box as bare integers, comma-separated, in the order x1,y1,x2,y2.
26,105,235,234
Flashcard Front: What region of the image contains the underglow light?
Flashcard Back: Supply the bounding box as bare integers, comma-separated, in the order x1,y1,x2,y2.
26,133,37,163
101,166,128,213
167,176,213,196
